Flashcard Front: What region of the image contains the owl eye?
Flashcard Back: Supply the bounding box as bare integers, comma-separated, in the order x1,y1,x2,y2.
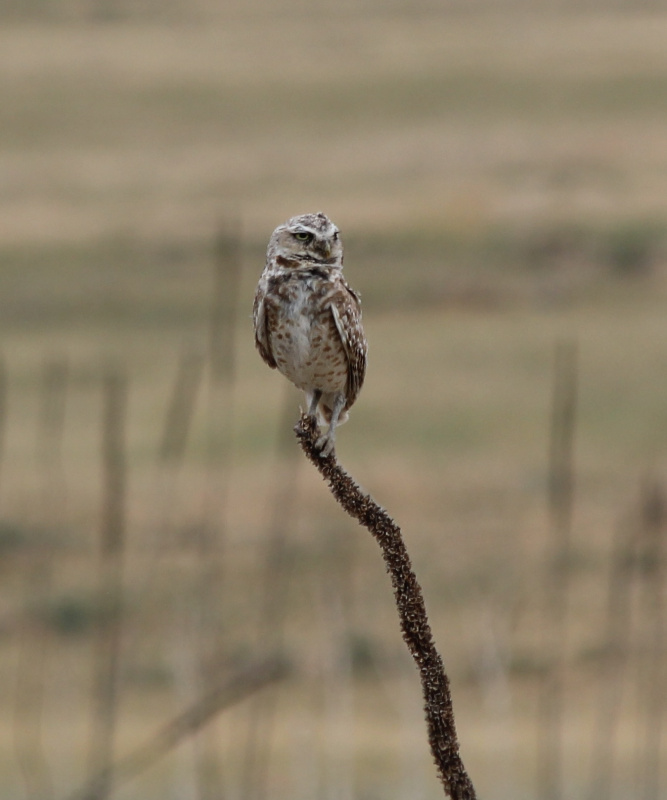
294,232,311,241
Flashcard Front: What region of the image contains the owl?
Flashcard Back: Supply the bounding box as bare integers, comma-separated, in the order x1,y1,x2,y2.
253,212,367,457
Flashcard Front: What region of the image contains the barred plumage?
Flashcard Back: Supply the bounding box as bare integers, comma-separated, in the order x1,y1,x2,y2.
253,212,367,456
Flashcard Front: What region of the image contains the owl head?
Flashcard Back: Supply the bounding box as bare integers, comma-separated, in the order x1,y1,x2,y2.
267,212,343,268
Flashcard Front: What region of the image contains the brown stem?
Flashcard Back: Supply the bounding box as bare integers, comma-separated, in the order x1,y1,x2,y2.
294,414,477,800
67,657,288,800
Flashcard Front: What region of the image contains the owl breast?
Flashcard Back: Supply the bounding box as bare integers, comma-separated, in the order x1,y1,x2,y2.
266,275,348,396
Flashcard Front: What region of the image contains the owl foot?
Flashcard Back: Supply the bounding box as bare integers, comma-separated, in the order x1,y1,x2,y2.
315,429,336,458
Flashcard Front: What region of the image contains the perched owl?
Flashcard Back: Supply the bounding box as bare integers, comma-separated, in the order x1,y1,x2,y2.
253,212,367,457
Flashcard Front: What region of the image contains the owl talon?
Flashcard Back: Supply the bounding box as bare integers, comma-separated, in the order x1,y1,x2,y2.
315,431,335,458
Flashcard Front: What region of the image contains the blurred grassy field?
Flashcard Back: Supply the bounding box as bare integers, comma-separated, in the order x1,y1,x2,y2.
1,4,667,799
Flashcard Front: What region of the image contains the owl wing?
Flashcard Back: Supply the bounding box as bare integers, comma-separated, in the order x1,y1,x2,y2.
253,280,277,369
329,280,367,408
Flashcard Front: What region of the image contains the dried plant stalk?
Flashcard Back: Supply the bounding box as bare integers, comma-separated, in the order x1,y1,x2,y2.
586,513,635,800
294,414,477,800
538,340,578,800
13,355,70,800
158,349,206,467
87,366,128,799
0,353,7,495
68,657,287,800
635,479,666,800
192,224,244,799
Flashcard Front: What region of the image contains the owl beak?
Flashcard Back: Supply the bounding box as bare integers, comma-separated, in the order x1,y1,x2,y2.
317,238,332,258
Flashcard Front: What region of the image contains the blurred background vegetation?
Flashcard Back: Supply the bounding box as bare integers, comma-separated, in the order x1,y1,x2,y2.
1,1,666,799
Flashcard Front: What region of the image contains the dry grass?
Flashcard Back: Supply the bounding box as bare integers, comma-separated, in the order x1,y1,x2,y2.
1,9,667,244
2,293,665,798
